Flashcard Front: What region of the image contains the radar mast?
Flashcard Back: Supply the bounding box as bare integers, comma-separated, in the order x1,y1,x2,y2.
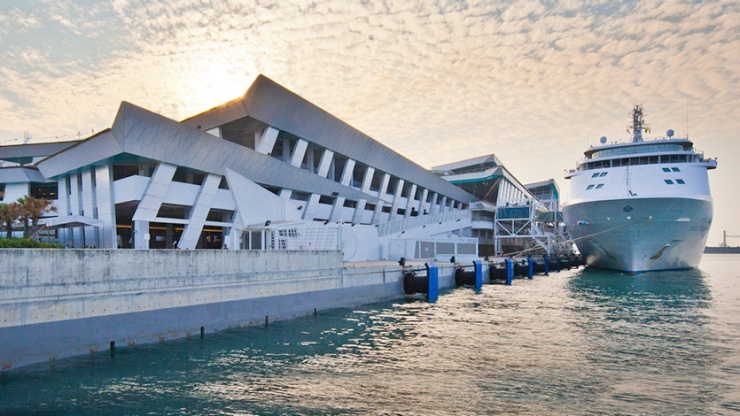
631,105,644,143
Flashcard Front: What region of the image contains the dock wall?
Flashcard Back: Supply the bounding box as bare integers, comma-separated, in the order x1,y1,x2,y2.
0,250,459,371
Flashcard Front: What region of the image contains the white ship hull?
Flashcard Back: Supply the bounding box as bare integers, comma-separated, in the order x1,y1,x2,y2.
563,197,712,273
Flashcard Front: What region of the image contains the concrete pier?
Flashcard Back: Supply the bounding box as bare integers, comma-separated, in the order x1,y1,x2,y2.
0,250,460,371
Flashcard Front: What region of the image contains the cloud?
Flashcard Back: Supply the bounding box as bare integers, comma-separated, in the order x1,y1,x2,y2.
0,0,737,180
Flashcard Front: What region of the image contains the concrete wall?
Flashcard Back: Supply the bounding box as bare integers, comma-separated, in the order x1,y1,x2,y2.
0,249,460,371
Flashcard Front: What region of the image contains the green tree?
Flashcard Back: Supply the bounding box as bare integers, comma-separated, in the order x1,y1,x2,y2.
16,196,57,240
0,202,21,239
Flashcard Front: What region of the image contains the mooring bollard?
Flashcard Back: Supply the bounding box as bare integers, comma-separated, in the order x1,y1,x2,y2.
505,258,514,285
527,256,534,279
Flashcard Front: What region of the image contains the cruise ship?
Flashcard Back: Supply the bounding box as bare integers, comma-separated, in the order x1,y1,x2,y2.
562,105,717,273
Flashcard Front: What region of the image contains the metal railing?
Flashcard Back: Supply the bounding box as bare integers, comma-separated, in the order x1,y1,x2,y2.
376,209,471,236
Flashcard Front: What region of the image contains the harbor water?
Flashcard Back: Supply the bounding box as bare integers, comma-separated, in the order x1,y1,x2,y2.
1,255,739,415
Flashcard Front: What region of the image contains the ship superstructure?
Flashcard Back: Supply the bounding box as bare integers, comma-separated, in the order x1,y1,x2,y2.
562,105,717,272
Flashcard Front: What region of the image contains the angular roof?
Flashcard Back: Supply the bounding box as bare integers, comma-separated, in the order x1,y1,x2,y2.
183,75,476,203
0,141,81,165
37,75,476,204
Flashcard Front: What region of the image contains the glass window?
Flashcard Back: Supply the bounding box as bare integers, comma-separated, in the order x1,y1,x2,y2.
665,179,674,185
595,184,604,189
662,167,671,172
671,167,680,172
591,173,600,178
599,172,608,177
586,185,594,190
676,179,685,184
30,182,59,200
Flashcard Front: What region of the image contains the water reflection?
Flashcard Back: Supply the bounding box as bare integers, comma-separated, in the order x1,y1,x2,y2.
564,267,730,412
1,261,738,415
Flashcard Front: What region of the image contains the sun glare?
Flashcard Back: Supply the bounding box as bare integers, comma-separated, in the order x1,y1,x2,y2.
189,66,254,113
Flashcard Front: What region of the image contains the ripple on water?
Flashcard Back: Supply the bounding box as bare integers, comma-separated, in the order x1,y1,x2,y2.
1,258,740,415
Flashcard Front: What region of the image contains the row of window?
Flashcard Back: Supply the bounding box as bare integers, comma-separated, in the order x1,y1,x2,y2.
0,182,59,200
583,154,696,170
589,166,682,179
589,143,688,159
586,178,688,190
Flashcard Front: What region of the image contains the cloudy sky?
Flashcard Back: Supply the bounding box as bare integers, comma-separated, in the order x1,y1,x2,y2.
0,0,738,245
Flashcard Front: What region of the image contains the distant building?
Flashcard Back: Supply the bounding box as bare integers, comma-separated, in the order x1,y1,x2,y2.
433,155,566,256
0,75,481,261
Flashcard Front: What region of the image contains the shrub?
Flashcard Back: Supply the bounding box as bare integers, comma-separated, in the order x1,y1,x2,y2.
0,238,63,249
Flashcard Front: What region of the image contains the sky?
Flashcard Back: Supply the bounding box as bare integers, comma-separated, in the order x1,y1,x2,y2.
0,0,738,246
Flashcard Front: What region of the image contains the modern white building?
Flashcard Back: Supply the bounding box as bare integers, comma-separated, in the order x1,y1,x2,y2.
432,155,567,256
1,75,481,261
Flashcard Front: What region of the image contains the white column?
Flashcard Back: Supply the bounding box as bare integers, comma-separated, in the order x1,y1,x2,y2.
255,127,279,155
177,174,222,250
81,169,96,245
439,196,448,213
302,193,321,221
419,189,429,215
430,192,440,214
133,220,149,250
379,173,390,200
390,179,404,219
94,165,117,249
340,159,356,186
404,184,417,218
56,177,70,245
352,199,367,224
69,174,81,216
330,196,345,221
279,189,293,199
290,139,308,167
372,200,385,224
317,150,334,178
361,167,375,193
132,163,177,249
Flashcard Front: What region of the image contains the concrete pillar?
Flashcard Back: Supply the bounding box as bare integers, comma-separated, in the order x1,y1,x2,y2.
255,127,279,155
419,188,429,215
361,167,375,193
439,196,448,213
340,159,356,187
405,184,417,218
94,165,117,249
390,179,404,219
429,193,439,214
289,139,309,167
302,193,322,221
178,174,222,250
352,199,367,224
317,150,334,178
81,169,96,246
134,220,149,249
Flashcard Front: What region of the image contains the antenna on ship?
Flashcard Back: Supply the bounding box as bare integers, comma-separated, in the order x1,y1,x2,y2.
630,105,645,143
685,99,689,139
